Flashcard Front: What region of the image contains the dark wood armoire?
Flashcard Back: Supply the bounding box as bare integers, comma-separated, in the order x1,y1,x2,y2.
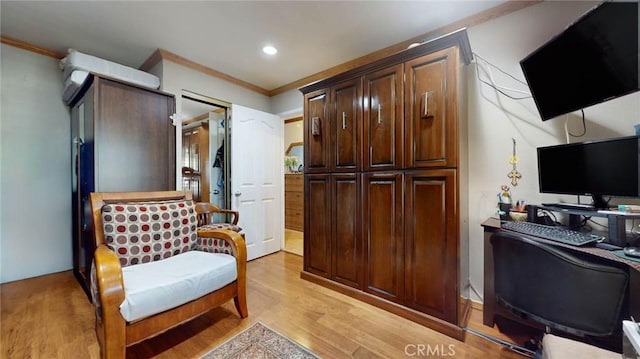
70,75,176,296
300,29,472,339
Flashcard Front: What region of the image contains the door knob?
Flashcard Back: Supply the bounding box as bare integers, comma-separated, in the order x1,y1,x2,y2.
234,191,242,197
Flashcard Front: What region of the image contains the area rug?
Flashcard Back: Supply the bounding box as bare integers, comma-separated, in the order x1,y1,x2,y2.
201,322,320,359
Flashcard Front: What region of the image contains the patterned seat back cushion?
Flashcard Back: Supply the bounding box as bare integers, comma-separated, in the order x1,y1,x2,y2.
101,200,198,267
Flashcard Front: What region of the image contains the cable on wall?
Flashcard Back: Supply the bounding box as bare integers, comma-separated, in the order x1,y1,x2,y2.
473,52,532,100
474,52,589,142
563,109,587,143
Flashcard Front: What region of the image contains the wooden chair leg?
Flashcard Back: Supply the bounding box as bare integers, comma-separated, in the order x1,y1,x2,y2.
96,316,126,359
234,293,248,318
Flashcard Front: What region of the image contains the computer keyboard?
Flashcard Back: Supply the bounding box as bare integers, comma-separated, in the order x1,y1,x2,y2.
501,221,604,246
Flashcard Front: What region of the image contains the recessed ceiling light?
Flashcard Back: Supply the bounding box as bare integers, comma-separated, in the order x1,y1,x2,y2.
262,45,278,55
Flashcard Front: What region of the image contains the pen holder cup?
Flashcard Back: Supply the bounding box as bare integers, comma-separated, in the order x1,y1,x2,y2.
509,211,528,221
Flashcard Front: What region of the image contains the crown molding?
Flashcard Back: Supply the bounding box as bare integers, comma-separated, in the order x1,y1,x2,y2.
0,35,65,59
140,48,271,96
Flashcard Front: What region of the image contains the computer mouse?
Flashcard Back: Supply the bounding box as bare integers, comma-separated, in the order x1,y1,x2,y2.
623,246,640,258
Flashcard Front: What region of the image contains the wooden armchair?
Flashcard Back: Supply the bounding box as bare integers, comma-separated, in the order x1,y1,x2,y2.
90,191,248,359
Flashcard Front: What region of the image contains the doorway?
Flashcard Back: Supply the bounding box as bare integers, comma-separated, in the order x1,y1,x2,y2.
181,91,231,224
181,93,287,259
283,116,304,256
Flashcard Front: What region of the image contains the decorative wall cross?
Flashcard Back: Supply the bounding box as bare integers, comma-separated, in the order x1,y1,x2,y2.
507,138,522,186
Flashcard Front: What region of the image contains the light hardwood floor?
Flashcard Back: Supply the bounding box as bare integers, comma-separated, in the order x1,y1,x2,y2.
284,229,303,256
1,252,529,358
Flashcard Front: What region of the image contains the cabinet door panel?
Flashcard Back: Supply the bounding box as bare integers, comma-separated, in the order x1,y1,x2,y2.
332,79,361,171
304,89,331,173
405,48,458,168
332,174,361,288
96,78,176,191
304,175,332,277
404,169,457,321
363,173,404,302
364,65,404,171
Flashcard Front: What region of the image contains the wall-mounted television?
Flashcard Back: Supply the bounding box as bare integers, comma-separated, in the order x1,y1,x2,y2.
520,1,639,121
537,136,640,209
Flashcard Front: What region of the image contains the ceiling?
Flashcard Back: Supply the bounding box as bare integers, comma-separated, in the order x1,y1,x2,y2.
0,1,506,93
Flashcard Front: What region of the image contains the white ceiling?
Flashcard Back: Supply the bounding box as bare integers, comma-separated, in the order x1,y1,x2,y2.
0,1,505,92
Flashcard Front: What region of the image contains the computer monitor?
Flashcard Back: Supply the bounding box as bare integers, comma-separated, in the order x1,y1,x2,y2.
520,1,639,121
537,136,640,209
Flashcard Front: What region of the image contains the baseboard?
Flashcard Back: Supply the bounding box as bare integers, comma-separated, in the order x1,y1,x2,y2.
471,300,483,311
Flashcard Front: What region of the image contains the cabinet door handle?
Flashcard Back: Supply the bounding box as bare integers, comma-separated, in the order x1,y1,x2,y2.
424,92,429,117
342,112,346,130
422,91,434,118
377,104,382,124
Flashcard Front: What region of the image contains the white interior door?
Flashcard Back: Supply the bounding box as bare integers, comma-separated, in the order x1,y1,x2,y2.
231,104,283,260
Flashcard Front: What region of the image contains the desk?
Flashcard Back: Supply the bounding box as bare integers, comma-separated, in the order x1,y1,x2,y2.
482,218,640,335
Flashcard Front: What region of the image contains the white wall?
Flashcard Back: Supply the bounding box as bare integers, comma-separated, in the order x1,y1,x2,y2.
465,1,640,302
1,44,72,283
272,88,303,116
284,120,303,151
160,60,271,116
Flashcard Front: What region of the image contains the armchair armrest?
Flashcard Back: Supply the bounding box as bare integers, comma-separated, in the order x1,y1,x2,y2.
93,244,126,357
218,209,240,225
197,229,246,262
196,229,248,317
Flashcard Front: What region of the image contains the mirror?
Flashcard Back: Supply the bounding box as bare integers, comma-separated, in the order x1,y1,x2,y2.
285,141,303,173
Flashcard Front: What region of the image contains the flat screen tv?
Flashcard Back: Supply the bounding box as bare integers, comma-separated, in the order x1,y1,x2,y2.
537,136,640,209
520,1,639,121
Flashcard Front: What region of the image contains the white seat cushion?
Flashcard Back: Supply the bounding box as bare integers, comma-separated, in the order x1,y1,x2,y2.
542,334,619,359
119,250,237,322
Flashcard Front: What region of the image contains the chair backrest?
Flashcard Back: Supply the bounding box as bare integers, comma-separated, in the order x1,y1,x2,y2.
195,202,240,226
91,191,197,266
195,202,221,226
491,231,629,337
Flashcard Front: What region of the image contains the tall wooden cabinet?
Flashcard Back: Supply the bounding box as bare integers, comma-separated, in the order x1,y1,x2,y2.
301,29,472,339
70,75,176,297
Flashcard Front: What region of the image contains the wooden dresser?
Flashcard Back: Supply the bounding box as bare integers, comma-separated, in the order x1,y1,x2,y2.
285,174,304,231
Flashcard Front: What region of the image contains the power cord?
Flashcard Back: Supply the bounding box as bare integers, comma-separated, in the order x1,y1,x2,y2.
564,109,587,143
473,52,532,101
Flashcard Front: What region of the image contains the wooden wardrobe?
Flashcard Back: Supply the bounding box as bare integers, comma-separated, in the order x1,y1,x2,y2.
300,29,472,339
70,75,176,297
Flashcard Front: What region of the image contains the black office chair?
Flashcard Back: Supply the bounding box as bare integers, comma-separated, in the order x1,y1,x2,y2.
491,231,629,337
